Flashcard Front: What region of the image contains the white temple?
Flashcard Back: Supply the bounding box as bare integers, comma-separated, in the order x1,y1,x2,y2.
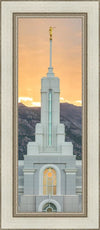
18,27,82,213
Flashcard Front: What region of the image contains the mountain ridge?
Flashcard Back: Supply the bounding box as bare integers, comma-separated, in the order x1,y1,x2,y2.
18,102,82,160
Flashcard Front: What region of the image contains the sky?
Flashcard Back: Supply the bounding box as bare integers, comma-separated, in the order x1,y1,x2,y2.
18,17,82,107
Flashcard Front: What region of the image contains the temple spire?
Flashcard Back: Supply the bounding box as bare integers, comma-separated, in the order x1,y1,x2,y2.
47,26,55,77
49,27,53,68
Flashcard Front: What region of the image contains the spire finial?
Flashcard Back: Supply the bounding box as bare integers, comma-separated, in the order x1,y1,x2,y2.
47,27,55,77
49,26,55,40
49,26,53,40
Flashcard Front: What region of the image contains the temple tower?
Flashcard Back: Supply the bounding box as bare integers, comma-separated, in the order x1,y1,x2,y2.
19,27,81,213
35,26,65,153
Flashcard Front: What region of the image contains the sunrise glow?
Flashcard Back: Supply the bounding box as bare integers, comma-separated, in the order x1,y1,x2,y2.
18,18,82,107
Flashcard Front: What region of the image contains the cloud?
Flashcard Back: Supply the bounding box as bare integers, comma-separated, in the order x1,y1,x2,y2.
75,100,82,104
18,97,33,102
18,97,41,107
32,102,41,107
60,97,64,102
73,100,82,106
60,97,82,106
60,97,70,104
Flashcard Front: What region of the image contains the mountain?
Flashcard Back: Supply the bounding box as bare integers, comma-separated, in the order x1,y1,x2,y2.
18,103,82,160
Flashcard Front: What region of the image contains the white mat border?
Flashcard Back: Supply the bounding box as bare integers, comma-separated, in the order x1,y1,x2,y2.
1,1,99,229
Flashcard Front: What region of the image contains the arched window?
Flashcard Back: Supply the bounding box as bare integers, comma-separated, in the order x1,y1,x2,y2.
42,203,57,212
43,168,56,195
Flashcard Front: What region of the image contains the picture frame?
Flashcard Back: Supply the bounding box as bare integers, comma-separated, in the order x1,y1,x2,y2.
13,12,87,217
1,0,99,229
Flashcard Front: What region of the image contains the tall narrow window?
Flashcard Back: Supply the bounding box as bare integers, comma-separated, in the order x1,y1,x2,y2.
48,90,52,146
43,168,56,195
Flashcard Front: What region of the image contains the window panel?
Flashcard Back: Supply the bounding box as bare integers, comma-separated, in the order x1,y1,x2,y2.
48,186,52,195
43,168,56,195
43,186,47,195
48,178,52,186
53,186,56,195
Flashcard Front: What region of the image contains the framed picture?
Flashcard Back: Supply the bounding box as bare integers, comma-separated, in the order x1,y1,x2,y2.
1,0,99,229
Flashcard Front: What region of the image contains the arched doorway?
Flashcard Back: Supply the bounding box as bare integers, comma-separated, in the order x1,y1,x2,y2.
42,202,57,212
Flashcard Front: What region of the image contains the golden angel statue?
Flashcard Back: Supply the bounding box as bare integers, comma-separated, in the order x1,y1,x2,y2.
49,26,53,40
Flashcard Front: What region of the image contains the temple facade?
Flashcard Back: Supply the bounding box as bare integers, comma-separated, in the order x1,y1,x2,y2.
18,27,82,213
